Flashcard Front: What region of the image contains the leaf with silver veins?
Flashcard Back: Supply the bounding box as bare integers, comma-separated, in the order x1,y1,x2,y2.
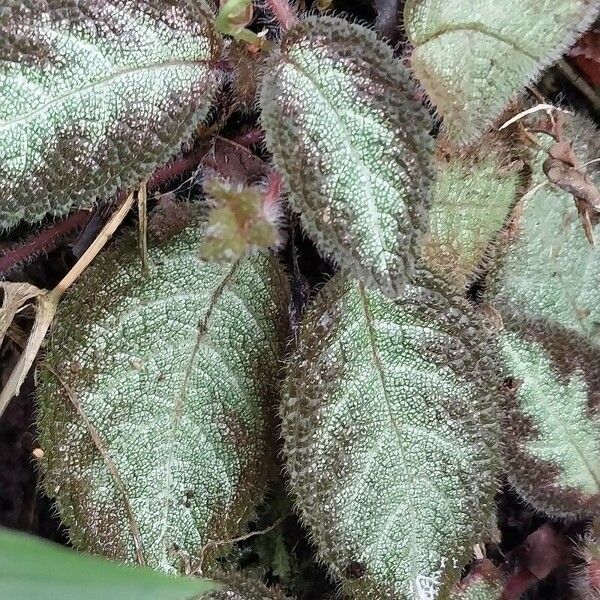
36,222,290,572
0,1,222,229
498,312,600,518
282,273,501,599
486,114,600,518
422,137,521,289
260,16,435,296
451,560,503,600
488,113,600,345
405,0,600,143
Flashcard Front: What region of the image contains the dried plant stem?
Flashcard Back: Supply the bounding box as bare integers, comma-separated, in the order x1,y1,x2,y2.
194,516,285,574
50,191,136,299
0,191,136,418
499,104,570,130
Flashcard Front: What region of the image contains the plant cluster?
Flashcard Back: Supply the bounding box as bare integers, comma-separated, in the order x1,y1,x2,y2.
0,1,600,599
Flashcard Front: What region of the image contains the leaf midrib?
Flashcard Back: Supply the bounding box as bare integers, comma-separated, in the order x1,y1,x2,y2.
284,54,396,270
414,22,538,61
357,283,419,578
0,59,206,131
157,260,242,554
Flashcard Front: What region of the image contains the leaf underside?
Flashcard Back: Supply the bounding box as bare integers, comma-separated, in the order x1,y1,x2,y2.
405,0,600,143
37,223,289,572
261,16,435,296
282,274,501,599
0,0,222,229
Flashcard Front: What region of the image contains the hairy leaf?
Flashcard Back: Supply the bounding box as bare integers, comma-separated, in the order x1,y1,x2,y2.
452,580,502,600
486,114,600,518
488,113,600,344
0,1,222,229
0,527,221,600
574,524,600,598
499,312,600,518
451,561,503,600
405,0,599,143
37,222,289,572
261,16,435,296
207,572,292,599
422,138,521,288
282,274,501,599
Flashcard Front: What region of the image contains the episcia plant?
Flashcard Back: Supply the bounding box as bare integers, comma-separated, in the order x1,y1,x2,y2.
0,1,599,599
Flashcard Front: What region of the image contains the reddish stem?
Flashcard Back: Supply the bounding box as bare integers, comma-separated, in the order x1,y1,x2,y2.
502,569,538,600
264,0,297,30
0,147,208,278
0,211,91,276
228,127,265,148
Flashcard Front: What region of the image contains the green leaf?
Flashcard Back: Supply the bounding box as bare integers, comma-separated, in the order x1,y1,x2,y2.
422,137,521,288
36,222,290,572
451,560,503,600
488,113,600,344
0,527,220,600
486,113,600,518
207,572,292,599
0,1,222,229
498,313,600,518
282,274,501,598
405,0,599,143
452,579,502,600
260,16,435,296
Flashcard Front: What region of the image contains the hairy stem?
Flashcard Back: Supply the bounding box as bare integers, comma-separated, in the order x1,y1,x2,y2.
0,147,208,277
264,0,297,30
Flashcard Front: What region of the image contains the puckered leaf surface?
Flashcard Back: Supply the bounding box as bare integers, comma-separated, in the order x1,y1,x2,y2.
499,313,600,518
422,138,520,288
261,16,435,296
488,114,600,345
282,274,501,599
485,114,600,517
37,223,289,572
405,0,599,143
207,572,293,600
0,1,222,229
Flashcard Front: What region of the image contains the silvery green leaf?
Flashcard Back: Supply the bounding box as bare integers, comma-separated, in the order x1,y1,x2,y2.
0,1,222,229
488,113,600,344
37,222,289,572
405,0,599,143
486,113,600,518
422,138,521,288
207,572,293,600
260,16,435,296
499,313,600,518
282,273,501,599
450,560,503,600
